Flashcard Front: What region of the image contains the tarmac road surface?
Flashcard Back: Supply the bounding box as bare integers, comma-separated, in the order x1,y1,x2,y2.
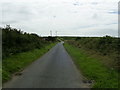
3,43,88,88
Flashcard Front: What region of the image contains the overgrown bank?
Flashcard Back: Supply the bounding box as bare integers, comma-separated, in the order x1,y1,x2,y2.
2,25,57,59
66,36,119,70
64,43,119,88
2,25,57,83
3,40,56,83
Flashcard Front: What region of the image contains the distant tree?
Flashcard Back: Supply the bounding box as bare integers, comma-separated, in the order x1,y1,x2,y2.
75,37,81,41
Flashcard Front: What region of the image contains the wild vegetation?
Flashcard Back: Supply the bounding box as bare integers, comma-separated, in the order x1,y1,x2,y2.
65,36,119,71
64,43,119,88
2,25,57,83
64,36,119,88
2,25,56,59
2,43,56,83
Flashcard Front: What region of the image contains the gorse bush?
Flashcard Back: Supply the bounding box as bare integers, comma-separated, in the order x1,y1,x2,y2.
2,25,56,59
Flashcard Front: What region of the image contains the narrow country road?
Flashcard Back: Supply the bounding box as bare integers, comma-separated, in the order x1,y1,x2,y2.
3,43,88,88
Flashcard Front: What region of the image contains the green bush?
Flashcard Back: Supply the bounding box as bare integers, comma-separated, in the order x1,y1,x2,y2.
67,36,119,70
2,25,52,59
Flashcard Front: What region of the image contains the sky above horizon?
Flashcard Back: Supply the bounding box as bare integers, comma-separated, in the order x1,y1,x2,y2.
0,0,119,37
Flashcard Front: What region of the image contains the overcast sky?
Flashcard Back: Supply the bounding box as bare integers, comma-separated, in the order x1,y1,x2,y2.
0,0,119,37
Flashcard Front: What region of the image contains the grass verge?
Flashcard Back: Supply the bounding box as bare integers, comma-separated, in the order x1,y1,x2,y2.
2,43,56,83
64,43,119,88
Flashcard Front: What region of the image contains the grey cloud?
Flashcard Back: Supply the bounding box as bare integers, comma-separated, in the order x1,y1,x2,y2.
105,23,118,25
92,13,98,19
0,0,118,37
2,2,35,24
91,2,98,5
108,11,118,14
73,1,83,6
2,20,17,24
94,29,118,37
71,24,97,30
73,3,79,6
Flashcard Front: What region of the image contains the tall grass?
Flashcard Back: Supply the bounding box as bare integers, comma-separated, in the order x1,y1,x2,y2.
64,43,119,88
2,43,56,83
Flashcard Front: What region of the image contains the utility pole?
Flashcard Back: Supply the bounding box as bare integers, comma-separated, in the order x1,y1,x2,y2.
56,31,57,37
50,30,52,37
